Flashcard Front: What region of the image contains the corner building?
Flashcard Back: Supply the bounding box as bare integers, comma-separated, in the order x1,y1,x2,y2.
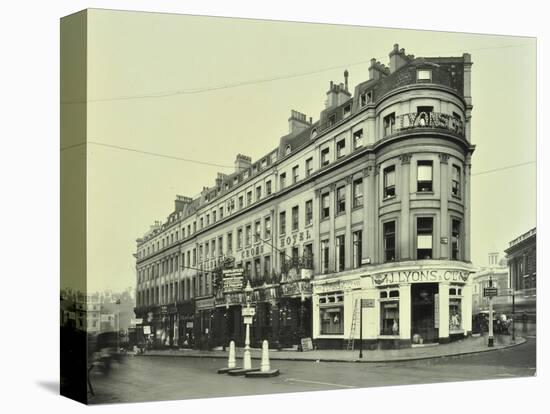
134,44,475,350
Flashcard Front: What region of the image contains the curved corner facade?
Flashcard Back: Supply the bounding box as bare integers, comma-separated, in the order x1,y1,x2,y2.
134,44,475,350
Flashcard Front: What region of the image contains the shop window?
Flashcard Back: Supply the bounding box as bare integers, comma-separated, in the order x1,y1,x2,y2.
451,219,461,260
321,148,330,166
383,113,395,136
337,139,346,158
417,217,433,259
306,157,313,177
321,239,330,274
353,129,364,149
319,293,344,334
292,165,299,184
384,221,396,262
383,166,395,198
321,193,330,219
336,235,345,272
292,206,299,231
336,186,346,214
305,200,313,226
353,178,363,207
279,211,286,235
452,165,461,197
417,161,433,192
353,230,362,269
449,288,462,332
380,293,400,335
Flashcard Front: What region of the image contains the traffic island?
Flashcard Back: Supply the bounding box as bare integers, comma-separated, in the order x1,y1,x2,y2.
245,368,280,378
227,368,260,376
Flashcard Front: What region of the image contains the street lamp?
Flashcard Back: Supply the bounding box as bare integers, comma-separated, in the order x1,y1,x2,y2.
115,299,121,352
243,281,254,370
488,276,494,347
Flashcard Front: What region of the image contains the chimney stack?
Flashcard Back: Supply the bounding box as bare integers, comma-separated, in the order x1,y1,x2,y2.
325,75,352,108
389,43,410,73
234,154,252,173
288,110,310,134
174,195,193,212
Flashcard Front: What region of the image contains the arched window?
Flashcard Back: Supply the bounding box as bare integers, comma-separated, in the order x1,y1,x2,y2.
285,145,292,155
311,128,317,139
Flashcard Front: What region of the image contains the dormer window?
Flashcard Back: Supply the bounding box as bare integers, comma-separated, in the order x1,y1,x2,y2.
328,114,336,127
343,104,351,118
417,69,432,81
311,128,318,139
285,145,292,156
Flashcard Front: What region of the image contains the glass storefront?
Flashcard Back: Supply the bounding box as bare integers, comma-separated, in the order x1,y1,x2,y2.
319,293,344,334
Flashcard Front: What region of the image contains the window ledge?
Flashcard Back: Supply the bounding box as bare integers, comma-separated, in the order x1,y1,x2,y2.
416,191,434,195
382,195,396,202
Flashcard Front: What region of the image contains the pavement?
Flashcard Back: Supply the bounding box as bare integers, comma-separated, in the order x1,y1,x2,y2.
136,333,526,363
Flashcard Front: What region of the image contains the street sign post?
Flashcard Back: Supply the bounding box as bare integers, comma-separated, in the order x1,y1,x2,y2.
483,287,498,297
242,307,256,317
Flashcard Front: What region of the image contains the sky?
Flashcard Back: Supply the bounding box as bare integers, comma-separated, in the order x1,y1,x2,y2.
80,9,536,292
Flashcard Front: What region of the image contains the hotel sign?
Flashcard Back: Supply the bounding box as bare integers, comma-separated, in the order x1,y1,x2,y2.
279,229,312,248
281,280,312,297
372,269,471,286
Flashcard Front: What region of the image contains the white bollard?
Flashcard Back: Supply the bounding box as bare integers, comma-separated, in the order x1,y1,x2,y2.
260,340,270,372
228,340,236,369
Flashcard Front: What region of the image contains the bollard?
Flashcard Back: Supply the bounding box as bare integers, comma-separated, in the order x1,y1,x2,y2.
260,340,270,372
228,340,236,369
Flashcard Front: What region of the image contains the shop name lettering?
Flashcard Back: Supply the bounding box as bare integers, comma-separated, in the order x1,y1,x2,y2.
279,230,312,248
241,245,265,260
372,270,470,285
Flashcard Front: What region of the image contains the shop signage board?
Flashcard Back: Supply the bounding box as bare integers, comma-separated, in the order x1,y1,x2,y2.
161,305,168,315
484,287,498,297
243,316,253,324
361,299,375,308
372,268,471,286
301,337,314,351
242,307,256,317
131,318,143,325
223,268,244,293
143,326,151,335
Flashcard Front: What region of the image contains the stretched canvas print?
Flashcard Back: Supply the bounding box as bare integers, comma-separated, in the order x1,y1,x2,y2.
60,8,537,405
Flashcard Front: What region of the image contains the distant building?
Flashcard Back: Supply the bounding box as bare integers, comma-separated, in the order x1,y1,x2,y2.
471,252,510,315
75,293,101,334
505,228,536,315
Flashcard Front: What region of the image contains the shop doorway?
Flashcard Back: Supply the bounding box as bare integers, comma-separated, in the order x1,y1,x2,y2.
411,283,439,343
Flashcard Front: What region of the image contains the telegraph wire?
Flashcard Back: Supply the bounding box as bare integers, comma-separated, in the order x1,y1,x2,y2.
471,160,536,176
60,42,532,105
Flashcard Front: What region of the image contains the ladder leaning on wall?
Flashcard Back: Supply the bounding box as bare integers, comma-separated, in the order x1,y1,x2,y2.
346,299,360,351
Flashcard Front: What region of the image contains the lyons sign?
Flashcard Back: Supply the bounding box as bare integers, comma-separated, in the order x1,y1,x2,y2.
372,268,471,286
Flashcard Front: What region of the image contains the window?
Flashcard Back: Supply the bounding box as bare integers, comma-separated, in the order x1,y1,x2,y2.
383,113,395,136
279,211,286,235
205,242,209,260
264,216,271,238
353,129,364,149
336,235,345,271
211,240,216,258
380,291,400,335
245,225,252,246
417,217,433,259
238,196,244,209
237,228,243,249
328,114,336,127
227,232,233,253
266,180,272,195
256,186,262,201
449,288,462,332
213,211,217,223
384,221,396,262
452,165,461,197
336,186,346,214
280,173,286,189
336,139,346,158
292,246,299,262
321,148,330,166
383,166,396,198
279,249,286,272
245,261,252,279
285,145,292,156
417,69,432,81
304,243,313,267
292,206,299,231
254,258,261,280
360,93,367,107
343,104,351,118
254,221,261,243
292,165,299,184
321,240,330,274
219,206,224,219
305,200,313,226
321,193,330,219
451,219,461,260
246,191,252,205
353,179,363,207
353,230,362,269
417,161,433,192
311,128,318,139
192,248,196,266
305,158,313,177
264,256,271,278
417,106,433,126
319,293,344,334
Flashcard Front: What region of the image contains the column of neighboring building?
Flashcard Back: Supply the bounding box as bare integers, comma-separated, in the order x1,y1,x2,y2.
364,161,375,263
329,183,336,272
373,165,381,262
345,175,353,269
314,189,321,269
438,281,450,343
399,154,411,260
439,154,450,259
464,154,472,262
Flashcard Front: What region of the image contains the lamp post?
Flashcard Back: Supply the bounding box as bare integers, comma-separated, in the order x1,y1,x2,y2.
115,299,121,352
243,281,254,370
488,276,494,347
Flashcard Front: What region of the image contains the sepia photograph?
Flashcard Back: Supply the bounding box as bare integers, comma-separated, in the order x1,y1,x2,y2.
58,8,539,405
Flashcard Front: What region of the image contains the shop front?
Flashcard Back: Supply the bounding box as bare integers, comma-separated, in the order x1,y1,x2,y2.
312,263,473,349
279,276,312,348
177,301,194,348
194,297,215,349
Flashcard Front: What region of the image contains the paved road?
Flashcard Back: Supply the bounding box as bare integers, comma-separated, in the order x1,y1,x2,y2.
89,337,536,404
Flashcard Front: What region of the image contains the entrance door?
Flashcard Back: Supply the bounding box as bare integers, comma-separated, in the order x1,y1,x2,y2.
411,283,439,343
